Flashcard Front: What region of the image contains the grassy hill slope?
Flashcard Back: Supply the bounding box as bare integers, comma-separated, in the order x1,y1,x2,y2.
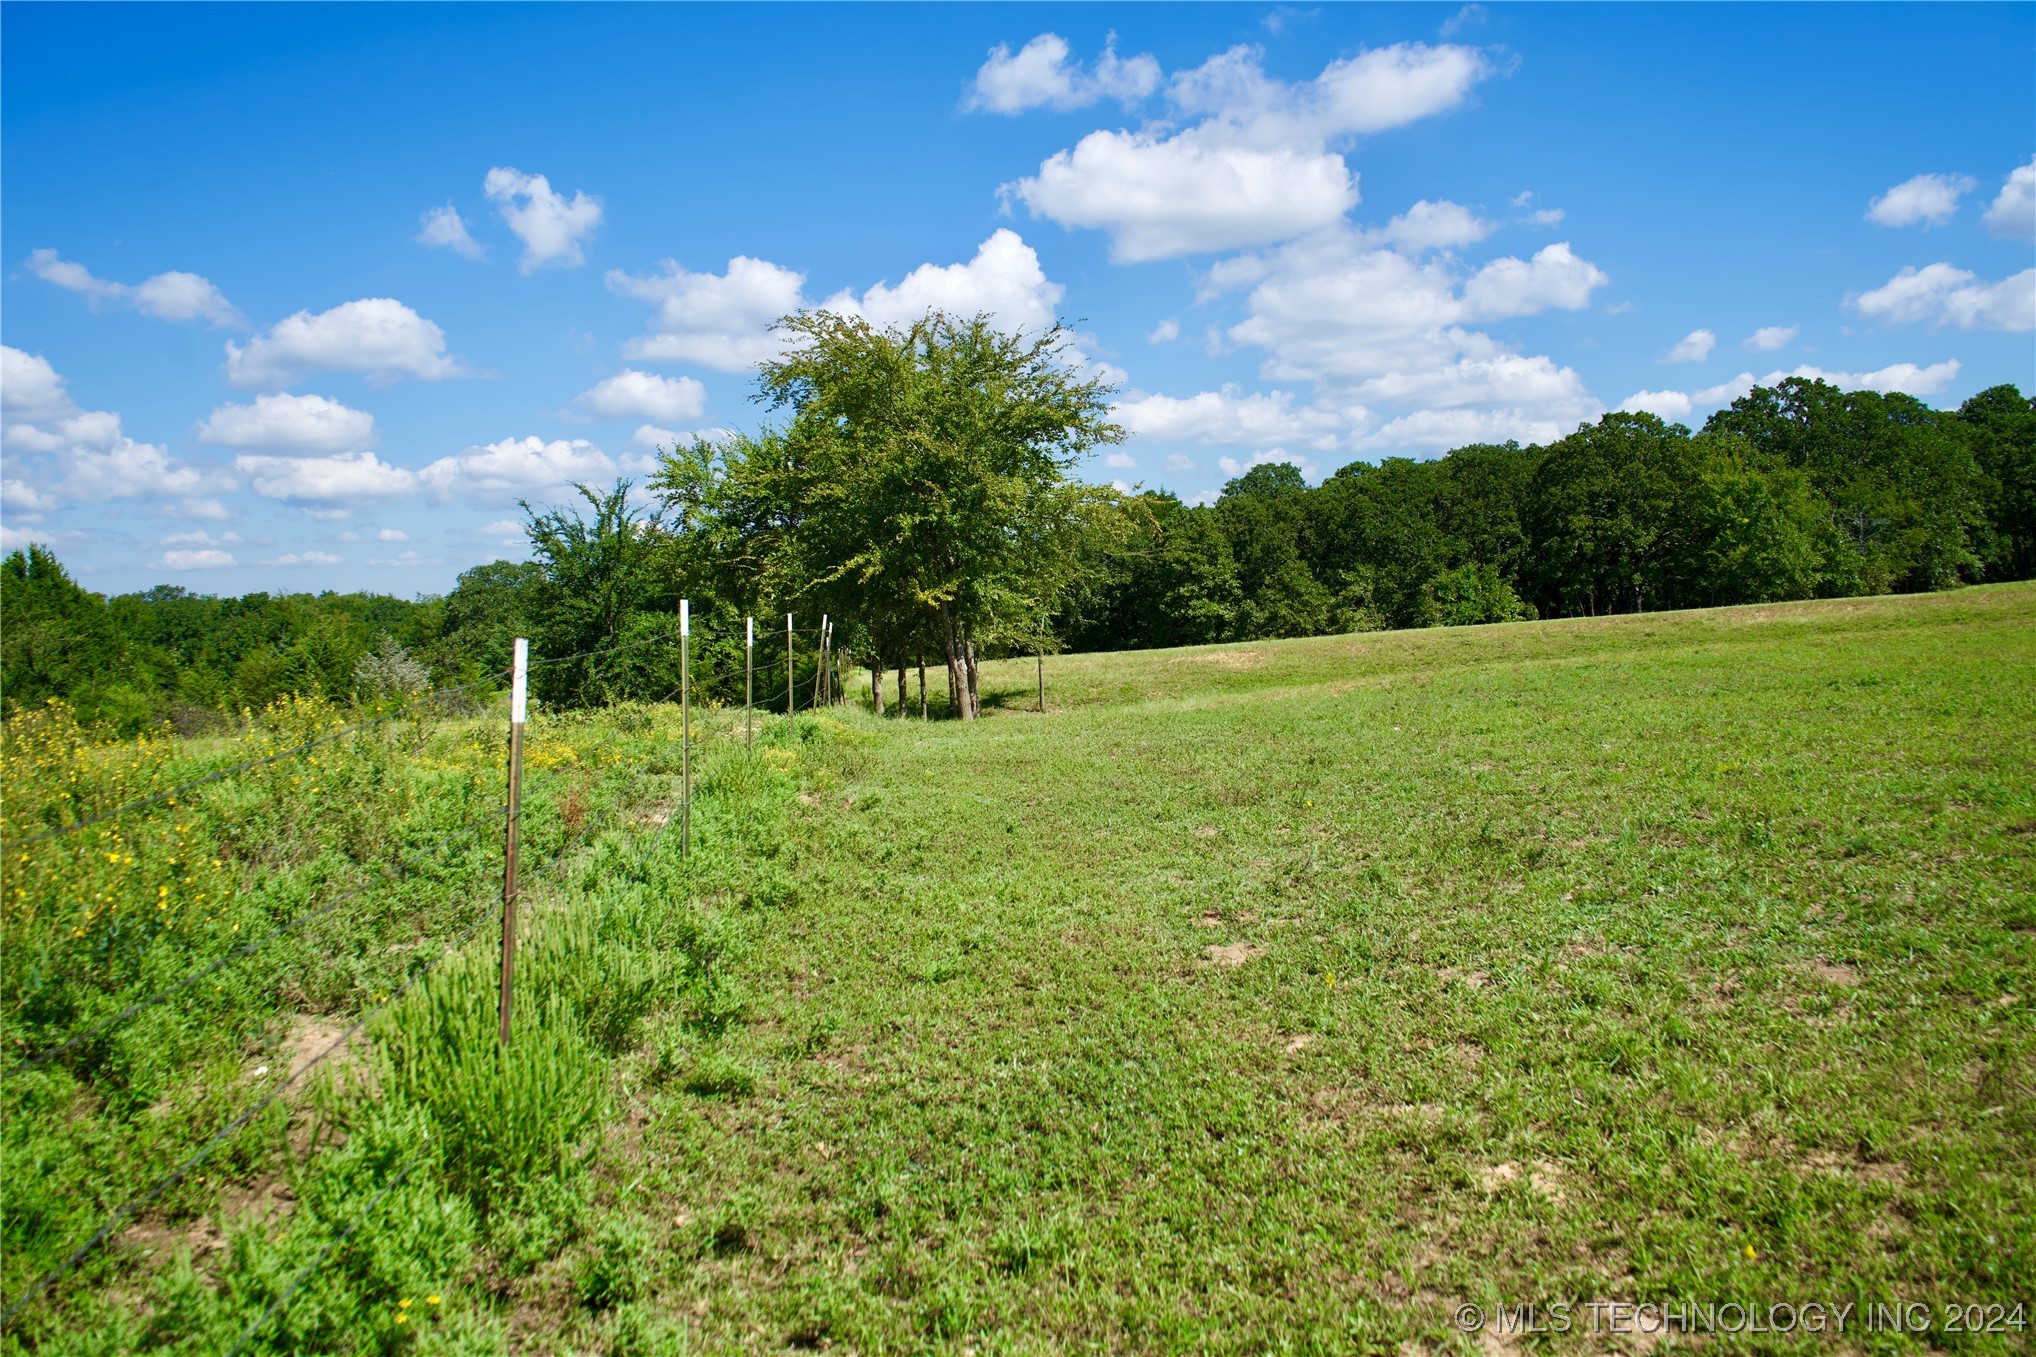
578,584,2035,1353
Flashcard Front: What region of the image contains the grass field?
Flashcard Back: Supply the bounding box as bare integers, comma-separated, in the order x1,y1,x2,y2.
562,585,2035,1354
7,585,2034,1354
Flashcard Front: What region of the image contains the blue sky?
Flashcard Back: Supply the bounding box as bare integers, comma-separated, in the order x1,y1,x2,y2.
4,2,2032,596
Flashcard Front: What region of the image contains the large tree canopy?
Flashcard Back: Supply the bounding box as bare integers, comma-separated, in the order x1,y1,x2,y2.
653,311,1125,718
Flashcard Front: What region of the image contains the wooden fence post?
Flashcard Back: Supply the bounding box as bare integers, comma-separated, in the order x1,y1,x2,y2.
499,636,528,1047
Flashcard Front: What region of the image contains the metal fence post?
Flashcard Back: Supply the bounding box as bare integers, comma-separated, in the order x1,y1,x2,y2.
499,636,528,1047
786,613,795,730
679,599,691,857
745,615,754,754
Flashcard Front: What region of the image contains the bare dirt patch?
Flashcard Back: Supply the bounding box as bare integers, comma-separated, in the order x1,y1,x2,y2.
1206,942,1267,967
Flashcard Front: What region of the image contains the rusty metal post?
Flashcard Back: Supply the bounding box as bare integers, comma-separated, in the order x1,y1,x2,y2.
499,636,528,1047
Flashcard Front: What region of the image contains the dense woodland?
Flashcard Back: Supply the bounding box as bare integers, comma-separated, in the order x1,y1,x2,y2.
4,310,2031,733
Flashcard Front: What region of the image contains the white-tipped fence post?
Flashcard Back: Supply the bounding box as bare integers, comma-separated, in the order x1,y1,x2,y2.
500,636,528,1047
679,599,691,857
745,615,754,754
817,614,830,709
786,613,795,729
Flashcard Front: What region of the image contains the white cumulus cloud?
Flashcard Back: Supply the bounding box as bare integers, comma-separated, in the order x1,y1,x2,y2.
1694,372,1757,405
575,370,707,422
418,436,617,503
1853,263,2035,332
1616,389,1694,421
417,204,487,260
265,551,345,567
26,249,244,327
484,167,602,273
1762,360,1962,397
823,229,1064,333
1743,325,1797,352
1005,42,1489,261
1865,172,1975,228
1984,157,2036,240
967,33,1160,113
1663,329,1716,363
225,298,464,389
158,548,236,570
236,451,419,504
609,255,809,371
1361,199,1494,253
1,346,75,422
1114,385,1353,450
197,393,376,452
610,231,1067,371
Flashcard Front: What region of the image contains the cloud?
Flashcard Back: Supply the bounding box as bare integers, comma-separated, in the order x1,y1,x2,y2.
1,346,75,422
1663,328,1716,363
1984,157,2036,240
483,167,602,273
966,32,1160,114
367,549,445,568
197,393,377,452
1165,452,1196,472
236,451,419,504
158,548,236,570
1010,129,1358,262
1101,451,1137,469
376,528,409,542
1114,385,1353,450
1522,208,1565,227
575,370,708,422
25,249,243,327
1743,325,1797,352
1005,42,1489,261
1,352,221,511
417,204,487,260
159,529,241,548
1762,359,1962,396
1361,198,1494,253
418,436,616,503
1694,372,1757,405
1460,243,1609,319
1853,263,2035,332
225,298,464,388
1200,226,1606,451
264,551,344,567
1440,4,1487,37
1616,388,1694,421
1147,318,1181,343
1865,172,1975,228
611,231,1067,370
823,229,1064,333
1217,447,1320,482
609,255,809,371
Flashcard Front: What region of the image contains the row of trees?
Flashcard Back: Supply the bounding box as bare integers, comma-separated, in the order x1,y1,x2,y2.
4,309,2031,731
1063,379,2032,649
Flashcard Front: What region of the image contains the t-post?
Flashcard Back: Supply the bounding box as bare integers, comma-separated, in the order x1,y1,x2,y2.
499,636,528,1047
745,615,755,754
679,598,691,857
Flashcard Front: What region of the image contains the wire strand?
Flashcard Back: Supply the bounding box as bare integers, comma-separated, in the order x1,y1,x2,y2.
0,870,515,1329
3,806,511,1082
7,674,508,848
222,1153,421,1356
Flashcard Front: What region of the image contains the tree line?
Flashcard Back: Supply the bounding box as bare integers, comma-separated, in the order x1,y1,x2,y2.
4,310,2030,732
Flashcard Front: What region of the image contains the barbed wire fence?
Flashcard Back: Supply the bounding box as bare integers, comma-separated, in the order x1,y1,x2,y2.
0,609,848,1339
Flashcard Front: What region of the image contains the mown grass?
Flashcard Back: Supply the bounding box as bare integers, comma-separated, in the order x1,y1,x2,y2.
537,584,2034,1354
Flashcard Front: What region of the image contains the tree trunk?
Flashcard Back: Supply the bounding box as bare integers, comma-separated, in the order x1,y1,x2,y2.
940,604,975,720
895,663,906,716
870,659,886,716
963,639,981,718
918,655,927,720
